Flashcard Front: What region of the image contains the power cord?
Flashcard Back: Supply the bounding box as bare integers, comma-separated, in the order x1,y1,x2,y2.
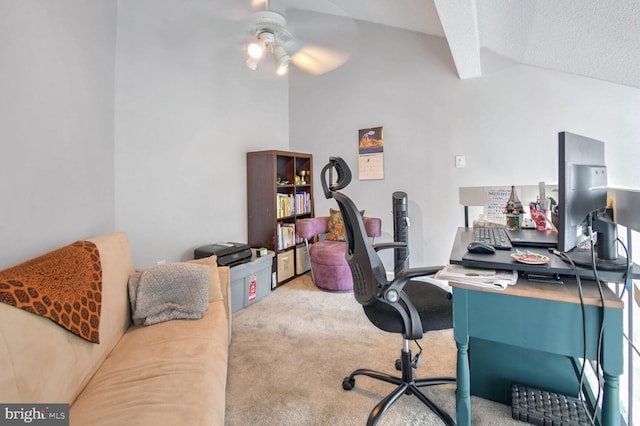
412,339,423,368
551,247,595,426
547,218,631,425
612,238,640,375
586,225,605,424
587,225,631,422
615,237,631,300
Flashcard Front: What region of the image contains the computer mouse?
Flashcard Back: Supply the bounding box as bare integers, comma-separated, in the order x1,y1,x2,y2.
467,242,496,254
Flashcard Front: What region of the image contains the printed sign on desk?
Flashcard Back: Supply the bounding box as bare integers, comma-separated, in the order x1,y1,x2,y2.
486,187,511,224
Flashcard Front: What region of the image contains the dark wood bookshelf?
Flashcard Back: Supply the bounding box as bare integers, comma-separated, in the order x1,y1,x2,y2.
247,150,314,286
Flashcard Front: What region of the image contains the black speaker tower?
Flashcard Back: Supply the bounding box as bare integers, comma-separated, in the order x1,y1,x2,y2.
392,191,410,275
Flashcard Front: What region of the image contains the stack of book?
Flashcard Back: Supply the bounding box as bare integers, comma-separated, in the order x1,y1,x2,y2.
295,191,311,214
277,222,298,250
276,193,295,218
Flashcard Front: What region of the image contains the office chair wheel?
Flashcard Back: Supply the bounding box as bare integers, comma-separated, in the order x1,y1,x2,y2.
395,359,401,371
342,377,355,391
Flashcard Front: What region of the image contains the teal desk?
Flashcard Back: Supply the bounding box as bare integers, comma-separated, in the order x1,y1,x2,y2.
449,229,624,426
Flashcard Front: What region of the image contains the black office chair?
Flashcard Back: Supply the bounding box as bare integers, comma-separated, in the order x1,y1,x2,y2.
320,157,456,426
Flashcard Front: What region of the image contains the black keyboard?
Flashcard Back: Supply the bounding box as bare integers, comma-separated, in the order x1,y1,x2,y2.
472,227,512,250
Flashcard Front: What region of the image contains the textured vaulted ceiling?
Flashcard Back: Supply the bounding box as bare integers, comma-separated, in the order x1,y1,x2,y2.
328,0,640,89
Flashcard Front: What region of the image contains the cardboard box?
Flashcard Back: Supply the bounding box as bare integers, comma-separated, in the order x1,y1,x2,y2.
229,250,274,313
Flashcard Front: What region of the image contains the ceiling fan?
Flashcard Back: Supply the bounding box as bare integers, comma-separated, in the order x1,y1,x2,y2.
239,0,358,77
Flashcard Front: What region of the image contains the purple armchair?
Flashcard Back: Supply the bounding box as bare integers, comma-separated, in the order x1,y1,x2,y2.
296,216,382,292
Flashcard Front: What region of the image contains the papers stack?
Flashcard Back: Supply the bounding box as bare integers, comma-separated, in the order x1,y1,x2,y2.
410,275,452,294
435,264,517,290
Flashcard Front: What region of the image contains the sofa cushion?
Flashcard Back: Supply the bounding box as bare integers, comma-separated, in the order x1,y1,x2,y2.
326,208,364,241
69,299,229,426
189,255,223,303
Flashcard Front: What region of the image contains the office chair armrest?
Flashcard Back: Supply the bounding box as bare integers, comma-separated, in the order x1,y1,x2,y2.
385,265,448,340
385,266,445,295
372,242,406,252
395,266,444,281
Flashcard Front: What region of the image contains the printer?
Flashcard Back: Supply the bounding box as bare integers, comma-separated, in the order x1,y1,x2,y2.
194,242,252,267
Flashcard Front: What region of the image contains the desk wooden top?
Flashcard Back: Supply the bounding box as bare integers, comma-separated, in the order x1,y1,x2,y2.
449,276,624,310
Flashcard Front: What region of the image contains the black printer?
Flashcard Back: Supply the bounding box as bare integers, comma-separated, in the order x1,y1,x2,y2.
194,242,252,267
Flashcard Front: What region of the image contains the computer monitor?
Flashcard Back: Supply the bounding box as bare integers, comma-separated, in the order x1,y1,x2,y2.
557,131,626,270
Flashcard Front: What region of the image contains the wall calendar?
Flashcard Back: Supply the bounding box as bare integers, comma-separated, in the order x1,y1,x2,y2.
358,126,384,180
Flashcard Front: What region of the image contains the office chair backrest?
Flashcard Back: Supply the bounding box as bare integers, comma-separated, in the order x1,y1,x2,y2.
321,157,389,306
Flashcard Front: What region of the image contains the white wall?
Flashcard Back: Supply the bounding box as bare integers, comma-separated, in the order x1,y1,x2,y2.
0,0,288,269
289,21,640,267
2,5,638,271
114,0,289,267
0,1,117,269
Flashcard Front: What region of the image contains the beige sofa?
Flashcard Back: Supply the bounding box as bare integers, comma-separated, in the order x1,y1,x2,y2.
0,233,231,425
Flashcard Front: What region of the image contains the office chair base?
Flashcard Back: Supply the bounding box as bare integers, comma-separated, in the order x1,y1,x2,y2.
342,349,456,426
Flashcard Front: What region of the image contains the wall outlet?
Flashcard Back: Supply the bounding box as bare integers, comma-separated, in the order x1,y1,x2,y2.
455,155,466,168
156,260,166,265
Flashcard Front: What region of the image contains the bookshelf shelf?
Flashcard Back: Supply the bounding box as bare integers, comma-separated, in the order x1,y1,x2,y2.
247,150,314,285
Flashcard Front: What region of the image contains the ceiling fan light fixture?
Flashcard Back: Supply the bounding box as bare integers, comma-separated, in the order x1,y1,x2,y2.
242,5,356,77
247,32,274,60
272,44,290,75
245,56,259,71
258,31,275,45
276,63,289,75
247,41,264,59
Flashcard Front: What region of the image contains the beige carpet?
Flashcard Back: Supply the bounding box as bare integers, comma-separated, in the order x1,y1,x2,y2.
225,273,523,425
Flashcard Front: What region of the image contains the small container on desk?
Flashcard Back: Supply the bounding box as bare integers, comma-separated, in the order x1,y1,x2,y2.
529,202,549,231
229,249,275,313
505,213,523,230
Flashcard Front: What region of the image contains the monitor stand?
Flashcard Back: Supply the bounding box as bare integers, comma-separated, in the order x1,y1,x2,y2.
563,247,628,271
562,213,628,272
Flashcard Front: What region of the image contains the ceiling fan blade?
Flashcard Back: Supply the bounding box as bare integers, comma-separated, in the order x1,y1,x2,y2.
281,6,358,75
217,0,263,23
251,0,267,8
291,45,350,75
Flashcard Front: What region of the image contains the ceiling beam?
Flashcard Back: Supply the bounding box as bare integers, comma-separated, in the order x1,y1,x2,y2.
433,0,482,80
